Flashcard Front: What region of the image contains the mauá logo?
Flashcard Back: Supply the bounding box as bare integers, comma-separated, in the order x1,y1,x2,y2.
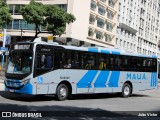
126,73,147,80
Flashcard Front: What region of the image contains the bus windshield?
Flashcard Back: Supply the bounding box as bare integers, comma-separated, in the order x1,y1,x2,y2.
7,50,33,74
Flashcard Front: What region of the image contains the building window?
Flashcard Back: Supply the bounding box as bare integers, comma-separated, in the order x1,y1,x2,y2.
6,21,13,29
108,0,115,8
97,18,104,28
89,14,95,25
20,20,35,30
106,22,113,32
14,5,24,15
116,38,118,45
107,10,114,20
58,4,67,11
123,41,126,47
127,42,129,48
105,34,112,42
90,0,97,11
13,19,20,29
8,19,35,30
120,39,122,46
9,5,14,14
98,4,106,16
88,28,94,37
96,31,103,40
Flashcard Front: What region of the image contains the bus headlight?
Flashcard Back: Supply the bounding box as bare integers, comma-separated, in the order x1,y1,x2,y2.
23,78,31,85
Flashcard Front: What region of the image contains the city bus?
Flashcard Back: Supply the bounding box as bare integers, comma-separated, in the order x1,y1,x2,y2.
4,37,158,101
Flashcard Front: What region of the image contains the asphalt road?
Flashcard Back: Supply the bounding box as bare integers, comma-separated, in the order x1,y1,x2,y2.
0,87,160,119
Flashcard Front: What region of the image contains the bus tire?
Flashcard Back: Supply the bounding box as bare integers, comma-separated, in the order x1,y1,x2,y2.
56,84,68,101
122,83,131,98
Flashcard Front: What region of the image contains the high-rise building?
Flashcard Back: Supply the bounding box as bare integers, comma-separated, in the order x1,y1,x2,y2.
5,0,118,47
137,0,159,56
116,0,160,56
115,0,139,53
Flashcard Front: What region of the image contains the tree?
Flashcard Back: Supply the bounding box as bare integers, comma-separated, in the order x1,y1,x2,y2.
20,0,76,39
0,0,12,30
20,0,45,38
45,5,76,36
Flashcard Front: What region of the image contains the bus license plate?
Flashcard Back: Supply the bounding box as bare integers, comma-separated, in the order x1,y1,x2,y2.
9,89,15,92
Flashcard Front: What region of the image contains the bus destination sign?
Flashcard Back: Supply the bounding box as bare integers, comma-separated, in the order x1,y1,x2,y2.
14,44,31,50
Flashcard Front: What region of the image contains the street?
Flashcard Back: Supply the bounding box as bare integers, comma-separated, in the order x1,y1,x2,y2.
1,69,160,119
0,86,160,119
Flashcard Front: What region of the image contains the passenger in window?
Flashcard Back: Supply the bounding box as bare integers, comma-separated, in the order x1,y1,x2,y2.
99,58,106,70
41,55,46,68
64,59,71,68
85,60,93,69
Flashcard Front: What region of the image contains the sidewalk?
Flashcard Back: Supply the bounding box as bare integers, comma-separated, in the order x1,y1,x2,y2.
0,70,5,81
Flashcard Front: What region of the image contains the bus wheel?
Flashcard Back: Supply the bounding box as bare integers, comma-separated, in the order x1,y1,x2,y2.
56,84,68,101
122,83,131,98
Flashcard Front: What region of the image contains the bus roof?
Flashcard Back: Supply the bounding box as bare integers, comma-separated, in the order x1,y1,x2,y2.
17,38,157,59
62,45,157,58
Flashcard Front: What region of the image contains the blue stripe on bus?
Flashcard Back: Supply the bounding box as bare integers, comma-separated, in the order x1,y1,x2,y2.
88,48,98,53
151,73,157,87
17,83,32,94
112,51,120,55
153,73,157,87
6,83,32,94
77,70,98,88
101,50,110,54
108,71,120,87
94,71,110,88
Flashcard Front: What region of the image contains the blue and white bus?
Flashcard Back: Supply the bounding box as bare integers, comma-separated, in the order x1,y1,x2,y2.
5,38,158,101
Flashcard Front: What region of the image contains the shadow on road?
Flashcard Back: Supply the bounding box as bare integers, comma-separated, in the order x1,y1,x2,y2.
0,92,158,120
0,103,160,120
0,103,151,120
0,91,149,102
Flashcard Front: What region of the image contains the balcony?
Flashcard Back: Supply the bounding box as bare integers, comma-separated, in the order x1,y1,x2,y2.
119,22,138,34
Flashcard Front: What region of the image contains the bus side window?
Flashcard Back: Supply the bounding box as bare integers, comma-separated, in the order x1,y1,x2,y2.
99,54,107,70
54,51,63,69
34,54,53,77
46,56,53,68
84,52,95,70
70,51,81,69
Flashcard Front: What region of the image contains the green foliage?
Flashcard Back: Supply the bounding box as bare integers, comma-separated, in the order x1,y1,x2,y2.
45,5,76,36
20,0,76,37
20,0,45,25
0,0,12,29
20,0,45,37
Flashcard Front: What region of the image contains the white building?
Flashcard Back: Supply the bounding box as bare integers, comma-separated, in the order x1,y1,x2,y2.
137,0,159,56
115,0,139,53
5,0,118,48
116,0,160,56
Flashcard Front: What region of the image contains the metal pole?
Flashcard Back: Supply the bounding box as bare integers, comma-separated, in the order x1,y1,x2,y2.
1,53,4,69
3,29,6,47
2,29,6,70
21,28,22,41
